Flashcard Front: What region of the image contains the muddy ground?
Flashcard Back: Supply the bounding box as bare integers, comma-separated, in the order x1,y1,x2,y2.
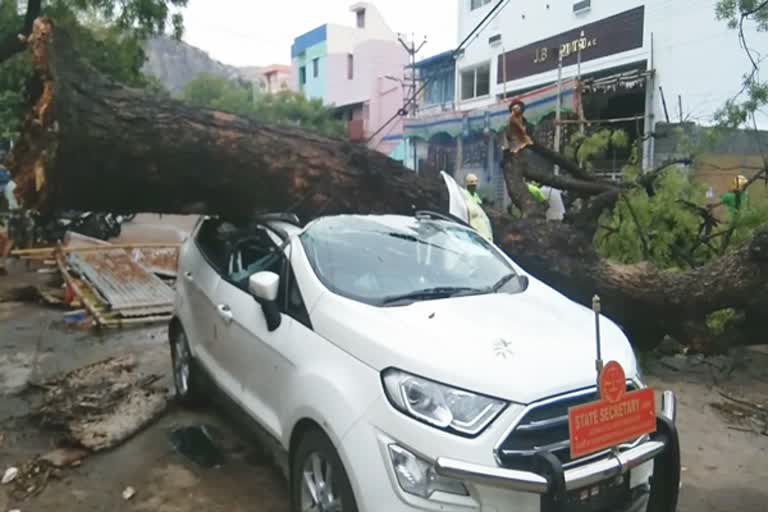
1,216,767,511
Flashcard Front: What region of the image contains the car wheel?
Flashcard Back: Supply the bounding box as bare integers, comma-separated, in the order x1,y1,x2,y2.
291,428,358,512
170,328,204,406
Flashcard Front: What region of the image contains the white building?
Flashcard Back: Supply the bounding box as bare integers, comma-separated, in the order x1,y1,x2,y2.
455,0,766,169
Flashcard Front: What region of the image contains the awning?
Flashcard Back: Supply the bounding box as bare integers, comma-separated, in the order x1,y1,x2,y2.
405,79,580,140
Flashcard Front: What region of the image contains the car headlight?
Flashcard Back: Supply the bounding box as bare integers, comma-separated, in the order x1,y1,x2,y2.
382,369,507,436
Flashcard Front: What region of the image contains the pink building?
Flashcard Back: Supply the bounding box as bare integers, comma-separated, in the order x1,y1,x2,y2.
291,3,409,158
240,64,295,94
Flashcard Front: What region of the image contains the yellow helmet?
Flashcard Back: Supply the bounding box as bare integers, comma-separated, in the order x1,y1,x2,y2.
465,173,479,187
732,175,748,192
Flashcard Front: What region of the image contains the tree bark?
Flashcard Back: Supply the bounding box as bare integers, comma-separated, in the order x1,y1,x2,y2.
0,0,41,63
501,151,547,217
9,20,448,220
9,19,768,352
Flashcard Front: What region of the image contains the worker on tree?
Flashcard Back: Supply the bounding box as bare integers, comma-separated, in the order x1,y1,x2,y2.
720,175,749,218
0,163,19,275
505,99,535,155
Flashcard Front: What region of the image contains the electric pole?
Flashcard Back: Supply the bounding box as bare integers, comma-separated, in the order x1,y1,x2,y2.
397,33,428,172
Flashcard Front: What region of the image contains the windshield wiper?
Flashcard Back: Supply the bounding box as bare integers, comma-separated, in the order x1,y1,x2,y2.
385,232,457,254
491,272,518,292
381,287,485,306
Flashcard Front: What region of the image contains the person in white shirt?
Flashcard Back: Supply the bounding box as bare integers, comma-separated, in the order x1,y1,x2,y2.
539,185,566,221
0,164,19,274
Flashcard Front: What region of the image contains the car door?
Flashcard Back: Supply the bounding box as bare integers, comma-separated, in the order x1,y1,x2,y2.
211,226,297,438
178,218,233,384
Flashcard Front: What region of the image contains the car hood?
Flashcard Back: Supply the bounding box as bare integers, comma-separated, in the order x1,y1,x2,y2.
311,280,639,405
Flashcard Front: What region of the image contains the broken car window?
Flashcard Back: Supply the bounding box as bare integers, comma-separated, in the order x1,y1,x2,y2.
300,216,518,306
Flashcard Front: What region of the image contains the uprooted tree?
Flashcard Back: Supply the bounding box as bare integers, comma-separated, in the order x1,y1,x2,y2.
8,18,768,352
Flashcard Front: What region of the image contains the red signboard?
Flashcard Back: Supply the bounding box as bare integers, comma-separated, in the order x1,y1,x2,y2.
568,362,656,460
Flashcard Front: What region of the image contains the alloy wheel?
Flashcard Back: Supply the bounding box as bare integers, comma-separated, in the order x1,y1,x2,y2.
300,452,343,512
172,334,191,396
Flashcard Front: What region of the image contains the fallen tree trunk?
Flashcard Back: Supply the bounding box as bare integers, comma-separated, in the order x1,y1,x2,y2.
488,213,768,347
10,20,447,219
9,19,768,351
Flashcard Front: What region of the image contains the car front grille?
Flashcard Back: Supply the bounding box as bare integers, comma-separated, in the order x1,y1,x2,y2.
496,383,640,472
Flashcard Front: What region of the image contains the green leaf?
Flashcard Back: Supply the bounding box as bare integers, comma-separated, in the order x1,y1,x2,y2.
181,75,346,138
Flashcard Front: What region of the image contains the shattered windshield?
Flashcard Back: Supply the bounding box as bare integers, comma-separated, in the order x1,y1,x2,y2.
300,216,518,306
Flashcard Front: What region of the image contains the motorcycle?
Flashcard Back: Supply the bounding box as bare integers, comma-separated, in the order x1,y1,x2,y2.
32,210,129,244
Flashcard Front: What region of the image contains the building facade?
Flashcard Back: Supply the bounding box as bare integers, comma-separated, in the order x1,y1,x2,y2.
290,3,409,156
239,64,295,94
406,0,765,206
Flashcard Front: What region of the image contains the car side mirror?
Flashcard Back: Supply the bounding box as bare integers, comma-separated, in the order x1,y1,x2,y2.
249,271,280,301
516,275,530,292
249,271,281,331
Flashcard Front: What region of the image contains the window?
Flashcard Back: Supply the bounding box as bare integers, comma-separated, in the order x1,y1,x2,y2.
347,54,354,80
460,63,490,100
356,9,366,28
573,0,591,13
300,216,520,307
299,66,306,86
226,229,283,288
195,218,238,273
424,69,455,106
470,0,491,10
312,58,319,78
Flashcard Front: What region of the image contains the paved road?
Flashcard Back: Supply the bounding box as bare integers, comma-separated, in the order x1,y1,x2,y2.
115,214,200,244
0,300,288,512
1,275,768,510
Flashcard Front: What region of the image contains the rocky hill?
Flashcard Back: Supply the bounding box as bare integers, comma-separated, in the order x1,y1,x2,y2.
142,37,245,97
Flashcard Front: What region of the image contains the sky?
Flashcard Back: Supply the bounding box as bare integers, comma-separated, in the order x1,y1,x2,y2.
180,0,458,68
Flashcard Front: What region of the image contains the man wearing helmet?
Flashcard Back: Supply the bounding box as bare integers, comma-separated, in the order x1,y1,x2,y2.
461,173,493,242
464,173,483,206
721,175,750,217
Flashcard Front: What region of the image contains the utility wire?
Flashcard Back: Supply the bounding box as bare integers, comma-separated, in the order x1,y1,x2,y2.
366,0,510,143
364,0,681,145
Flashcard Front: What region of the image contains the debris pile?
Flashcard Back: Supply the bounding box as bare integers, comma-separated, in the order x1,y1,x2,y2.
33,355,169,451
4,459,59,502
11,238,179,328
711,391,768,436
67,249,175,321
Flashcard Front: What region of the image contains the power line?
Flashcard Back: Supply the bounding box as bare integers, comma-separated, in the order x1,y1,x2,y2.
365,0,690,146
366,0,510,144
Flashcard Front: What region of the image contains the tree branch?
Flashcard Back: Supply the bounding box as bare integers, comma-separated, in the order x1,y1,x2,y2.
527,142,597,182
636,157,693,193
622,194,651,260
568,189,622,234
502,151,547,218
523,164,617,195
0,0,41,63
744,0,768,17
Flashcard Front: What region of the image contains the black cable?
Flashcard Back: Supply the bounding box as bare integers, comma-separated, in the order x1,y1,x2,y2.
366,0,510,143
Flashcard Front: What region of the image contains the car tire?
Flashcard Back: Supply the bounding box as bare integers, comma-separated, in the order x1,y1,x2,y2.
170,327,205,407
291,428,358,512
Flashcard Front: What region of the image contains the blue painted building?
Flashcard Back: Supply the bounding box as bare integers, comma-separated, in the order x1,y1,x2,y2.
291,25,328,101
290,3,409,158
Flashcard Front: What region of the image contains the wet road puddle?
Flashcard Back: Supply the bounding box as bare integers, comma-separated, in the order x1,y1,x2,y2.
169,425,226,468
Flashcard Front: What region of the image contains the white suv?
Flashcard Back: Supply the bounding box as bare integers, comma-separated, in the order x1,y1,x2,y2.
171,209,680,512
